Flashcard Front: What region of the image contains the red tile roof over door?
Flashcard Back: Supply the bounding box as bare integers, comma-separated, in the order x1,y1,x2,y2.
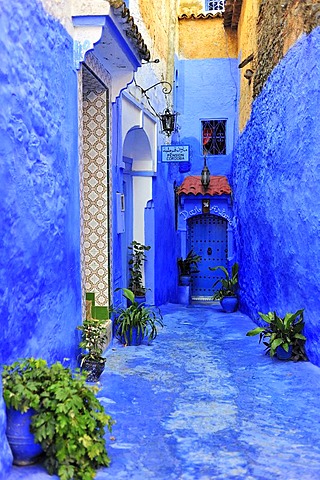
177,175,231,196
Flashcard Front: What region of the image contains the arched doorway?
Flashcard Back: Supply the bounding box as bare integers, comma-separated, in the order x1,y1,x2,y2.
123,126,153,243
187,214,228,300
122,125,155,303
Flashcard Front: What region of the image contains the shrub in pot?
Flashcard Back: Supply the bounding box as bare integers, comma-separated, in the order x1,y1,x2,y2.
246,309,307,361
77,317,109,382
177,249,201,286
210,262,239,312
113,288,164,346
2,358,114,479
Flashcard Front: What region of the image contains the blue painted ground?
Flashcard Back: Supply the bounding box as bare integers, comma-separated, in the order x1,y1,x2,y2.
7,304,320,479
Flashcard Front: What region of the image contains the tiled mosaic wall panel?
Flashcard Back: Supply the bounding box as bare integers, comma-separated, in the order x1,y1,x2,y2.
82,65,110,306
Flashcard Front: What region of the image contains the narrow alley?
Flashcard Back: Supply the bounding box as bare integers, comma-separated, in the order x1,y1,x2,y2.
8,304,320,480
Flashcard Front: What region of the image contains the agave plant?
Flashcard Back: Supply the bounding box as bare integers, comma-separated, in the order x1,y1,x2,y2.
246,309,307,361
113,288,164,345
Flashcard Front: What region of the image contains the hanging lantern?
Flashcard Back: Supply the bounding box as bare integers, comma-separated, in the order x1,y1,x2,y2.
201,157,211,190
159,108,177,136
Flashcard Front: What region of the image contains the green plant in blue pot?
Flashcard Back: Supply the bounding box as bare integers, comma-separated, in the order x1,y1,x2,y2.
177,249,202,286
2,358,114,478
209,262,239,312
246,309,307,361
77,317,109,382
113,288,164,346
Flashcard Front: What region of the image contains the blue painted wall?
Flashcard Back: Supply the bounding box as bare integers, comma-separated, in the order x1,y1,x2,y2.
111,96,178,308
172,57,238,286
0,381,12,476
153,161,179,305
233,28,320,366
175,58,238,177
111,99,124,307
0,0,81,470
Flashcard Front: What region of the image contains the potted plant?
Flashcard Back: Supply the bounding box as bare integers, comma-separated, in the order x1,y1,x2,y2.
77,317,109,382
2,358,114,478
177,249,202,286
128,240,151,302
246,309,307,361
113,288,164,346
209,262,239,312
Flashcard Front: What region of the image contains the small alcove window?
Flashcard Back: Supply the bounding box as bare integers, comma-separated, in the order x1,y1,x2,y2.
204,0,226,13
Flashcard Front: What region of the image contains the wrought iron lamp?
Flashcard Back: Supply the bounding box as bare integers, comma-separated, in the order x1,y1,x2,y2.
158,108,177,136
201,156,211,190
137,80,177,136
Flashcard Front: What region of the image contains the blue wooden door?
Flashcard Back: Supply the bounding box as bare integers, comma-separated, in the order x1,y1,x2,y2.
187,214,228,300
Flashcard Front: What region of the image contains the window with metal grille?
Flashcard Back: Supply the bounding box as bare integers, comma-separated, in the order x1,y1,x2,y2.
202,120,226,155
205,0,225,12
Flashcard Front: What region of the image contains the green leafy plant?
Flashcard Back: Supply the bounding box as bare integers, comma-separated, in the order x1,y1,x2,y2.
113,288,164,345
209,262,239,300
177,249,202,276
77,318,108,366
2,358,114,480
128,240,151,297
246,309,307,361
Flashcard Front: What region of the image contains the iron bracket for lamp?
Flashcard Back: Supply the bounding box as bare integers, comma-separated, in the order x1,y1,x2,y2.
141,58,160,64
238,54,254,85
140,81,173,96
238,53,254,69
134,79,177,136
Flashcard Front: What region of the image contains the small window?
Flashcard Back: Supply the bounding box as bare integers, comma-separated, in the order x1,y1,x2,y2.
205,0,225,12
202,120,226,155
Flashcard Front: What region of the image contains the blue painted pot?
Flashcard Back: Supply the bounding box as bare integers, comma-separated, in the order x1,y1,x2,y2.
276,345,293,360
177,285,190,304
135,295,146,305
180,275,191,286
120,327,144,346
220,296,238,313
6,408,43,465
81,358,106,382
127,295,146,307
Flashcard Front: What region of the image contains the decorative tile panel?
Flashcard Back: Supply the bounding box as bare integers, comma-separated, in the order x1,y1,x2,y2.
80,64,111,306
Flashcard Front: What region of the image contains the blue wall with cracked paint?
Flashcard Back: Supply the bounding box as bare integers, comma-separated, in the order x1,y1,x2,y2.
233,27,320,366
0,0,81,470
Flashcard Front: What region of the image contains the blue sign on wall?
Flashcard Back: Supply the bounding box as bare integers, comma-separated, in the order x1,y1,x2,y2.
161,145,190,162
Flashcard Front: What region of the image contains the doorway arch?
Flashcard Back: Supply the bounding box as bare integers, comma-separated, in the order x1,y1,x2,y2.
123,127,153,243
187,214,228,300
122,126,154,303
